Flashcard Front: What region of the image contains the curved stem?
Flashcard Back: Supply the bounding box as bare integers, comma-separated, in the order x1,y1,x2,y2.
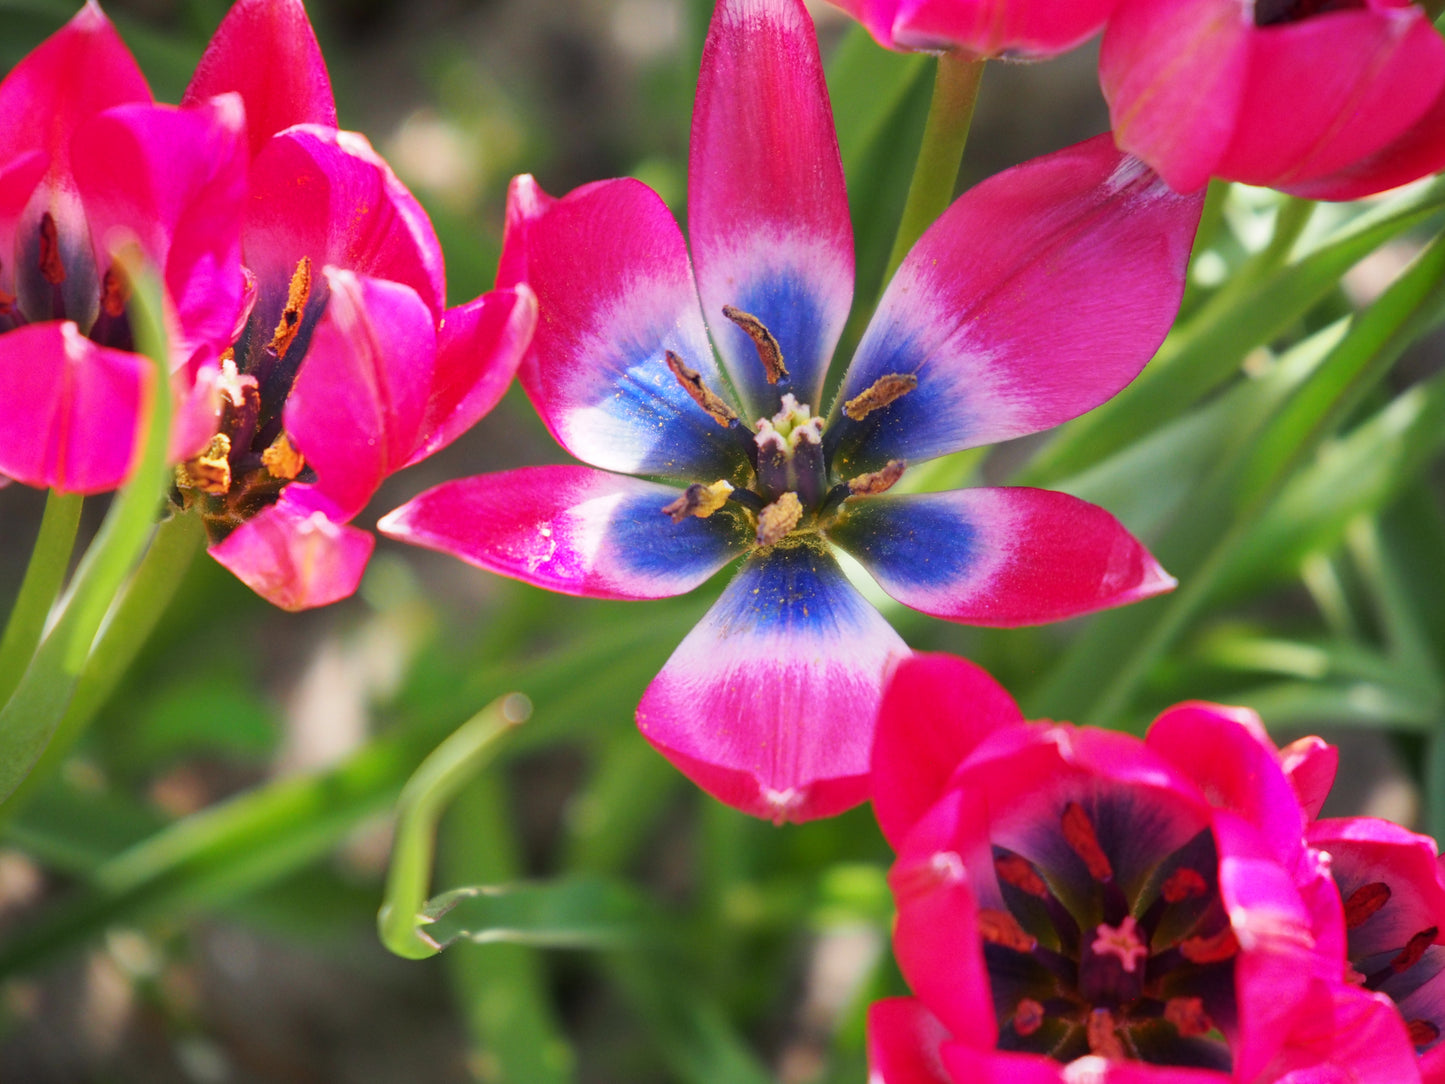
881,53,986,288
0,491,83,706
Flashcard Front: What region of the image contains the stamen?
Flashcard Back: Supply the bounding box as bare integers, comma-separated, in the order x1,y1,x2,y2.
38,213,65,284
269,256,313,360
843,373,917,422
1091,916,1148,974
1013,999,1045,1037
977,909,1037,953
1086,1008,1126,1060
995,854,1049,899
1408,1020,1441,1047
662,480,735,523
666,351,738,428
756,492,803,546
1162,868,1208,903
1180,927,1240,964
1391,927,1438,974
1061,803,1114,882
1343,882,1391,930
261,433,306,481
847,460,906,497
100,266,129,317
1164,997,1213,1038
0,288,15,316
722,305,787,385
175,433,233,495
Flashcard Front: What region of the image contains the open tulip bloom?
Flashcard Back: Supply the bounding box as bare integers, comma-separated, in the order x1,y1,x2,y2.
824,0,1121,58
867,653,1431,1083
379,0,1203,822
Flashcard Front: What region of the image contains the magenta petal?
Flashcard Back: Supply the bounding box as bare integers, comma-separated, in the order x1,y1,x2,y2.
1265,981,1422,1084
871,652,1024,850
688,0,853,417
828,487,1174,627
892,0,1118,58
500,175,741,481
285,269,435,520
246,125,445,321
1285,86,1445,202
1280,735,1338,822
182,0,337,158
208,484,373,611
403,285,537,468
830,136,1201,475
867,998,953,1084
377,465,751,600
636,544,908,822
0,321,153,493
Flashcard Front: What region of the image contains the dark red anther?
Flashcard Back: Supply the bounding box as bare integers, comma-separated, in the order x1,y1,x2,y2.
1391,927,1438,974
1180,927,1240,964
1162,868,1208,903
1013,998,1045,1037
1408,1019,1441,1047
38,213,65,285
1061,802,1114,882
100,266,129,318
1343,882,1391,930
995,854,1050,899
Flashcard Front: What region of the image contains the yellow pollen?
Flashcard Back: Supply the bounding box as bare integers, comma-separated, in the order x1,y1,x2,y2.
269,256,313,359
175,433,233,495
847,459,906,497
756,492,803,546
843,373,917,422
261,432,306,480
662,480,734,523
666,350,737,427
721,305,787,384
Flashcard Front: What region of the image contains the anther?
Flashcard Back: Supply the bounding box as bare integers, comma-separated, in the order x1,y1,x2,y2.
843,373,917,422
995,854,1050,899
38,213,65,284
1343,882,1391,930
1180,927,1240,964
261,432,306,481
175,433,233,495
756,492,803,546
662,480,735,523
1165,997,1213,1038
666,351,738,428
847,460,906,497
269,256,313,359
722,305,787,385
1408,1019,1441,1047
977,909,1037,953
1086,1008,1126,1060
1162,868,1208,903
1013,999,1045,1037
1391,927,1437,974
100,266,129,317
1061,803,1114,882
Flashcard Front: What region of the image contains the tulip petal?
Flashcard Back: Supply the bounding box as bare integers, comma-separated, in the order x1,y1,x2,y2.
1283,85,1445,202
286,270,435,520
892,0,1117,58
378,465,751,600
636,543,908,822
828,136,1200,475
828,487,1174,627
182,0,338,157
1279,735,1338,822
208,484,374,611
403,285,537,468
0,321,153,493
867,999,953,1084
499,175,743,482
871,652,1024,850
1265,980,1422,1084
689,0,853,419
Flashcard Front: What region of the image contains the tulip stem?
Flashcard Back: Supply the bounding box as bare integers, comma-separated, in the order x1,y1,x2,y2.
0,490,83,707
882,53,986,287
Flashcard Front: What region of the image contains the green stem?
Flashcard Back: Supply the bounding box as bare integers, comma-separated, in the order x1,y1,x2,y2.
0,491,83,705
882,53,985,286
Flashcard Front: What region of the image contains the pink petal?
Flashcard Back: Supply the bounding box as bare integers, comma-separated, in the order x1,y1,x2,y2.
689,0,853,418
0,321,153,493
1218,7,1445,191
636,544,908,822
182,0,338,158
870,652,1024,850
1284,84,1445,202
285,270,435,520
1280,735,1338,822
830,136,1201,476
498,174,742,482
940,1046,1224,1083
827,487,1175,627
1264,981,1422,1084
892,0,1118,57
1100,0,1250,193
208,483,374,611
245,125,445,322
867,998,953,1084
377,465,751,600
0,150,48,298
402,285,537,468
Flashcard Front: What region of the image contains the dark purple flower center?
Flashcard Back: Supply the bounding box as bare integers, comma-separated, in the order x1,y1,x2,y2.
1254,0,1369,27
1,210,129,351
977,799,1238,1070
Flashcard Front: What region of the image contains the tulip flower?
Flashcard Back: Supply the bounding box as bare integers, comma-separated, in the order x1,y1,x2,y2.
825,0,1119,58
0,2,248,493
867,653,1423,1083
169,0,536,610
1101,0,1445,199
379,0,1202,822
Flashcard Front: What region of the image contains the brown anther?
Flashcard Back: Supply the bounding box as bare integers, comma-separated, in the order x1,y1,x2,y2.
1391,927,1438,974
665,350,737,428
1013,999,1045,1037
261,432,306,481
847,460,906,497
175,433,233,495
1086,1008,1127,1060
721,305,787,385
1164,997,1213,1038
1408,1019,1441,1047
843,373,917,422
1061,802,1113,882
1162,868,1208,903
662,480,734,523
100,266,129,318
0,288,15,316
756,492,803,546
1180,927,1240,964
977,909,1037,953
995,854,1049,899
269,256,313,359
38,213,65,284
1343,882,1391,930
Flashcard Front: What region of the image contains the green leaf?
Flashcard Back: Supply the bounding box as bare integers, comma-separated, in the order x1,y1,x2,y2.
424,877,648,951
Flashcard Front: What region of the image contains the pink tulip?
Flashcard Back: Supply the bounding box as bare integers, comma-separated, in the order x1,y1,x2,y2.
825,0,1119,58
